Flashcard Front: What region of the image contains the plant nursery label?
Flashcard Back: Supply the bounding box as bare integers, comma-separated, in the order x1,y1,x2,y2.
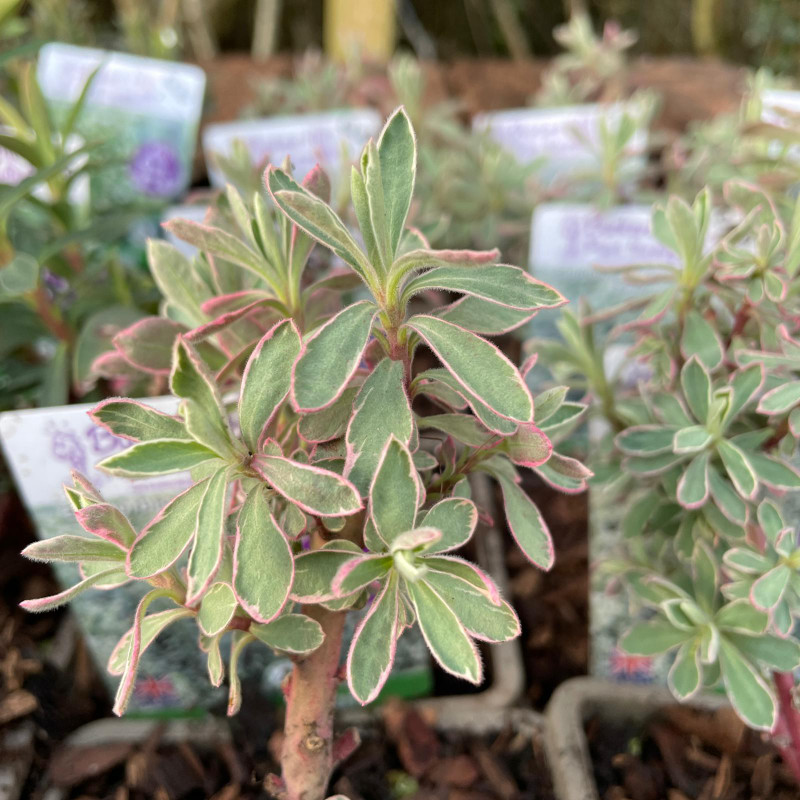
472,103,648,183
0,400,432,714
202,109,381,188
527,202,674,339
36,44,206,207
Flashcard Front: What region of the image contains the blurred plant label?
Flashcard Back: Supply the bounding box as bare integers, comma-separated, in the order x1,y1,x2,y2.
37,44,206,204
472,102,648,183
0,399,431,713
761,89,800,127
203,109,381,188
527,203,672,338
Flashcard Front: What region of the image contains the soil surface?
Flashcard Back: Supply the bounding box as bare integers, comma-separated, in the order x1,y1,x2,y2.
587,704,800,800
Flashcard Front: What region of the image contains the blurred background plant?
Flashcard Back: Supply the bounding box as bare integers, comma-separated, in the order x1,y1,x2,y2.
0,59,160,410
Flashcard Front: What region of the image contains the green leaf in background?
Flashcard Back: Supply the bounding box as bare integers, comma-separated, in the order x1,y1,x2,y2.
620,621,693,655
291,301,376,412
234,486,294,623
345,358,413,494
239,319,301,452
38,339,69,406
681,310,723,370
616,425,676,455
757,380,800,416
751,565,791,611
0,253,38,297
717,440,758,499
97,439,219,477
681,356,711,423
747,452,800,490
406,315,532,422
73,306,145,391
668,641,702,700
347,573,400,704
127,479,210,579
90,399,190,442
677,452,710,509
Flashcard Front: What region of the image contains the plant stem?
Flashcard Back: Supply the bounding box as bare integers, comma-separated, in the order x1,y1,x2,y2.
773,672,800,785
280,603,347,800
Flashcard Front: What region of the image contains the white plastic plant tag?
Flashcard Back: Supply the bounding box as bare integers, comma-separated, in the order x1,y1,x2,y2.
37,43,206,202
527,202,674,339
472,102,648,184
202,109,381,188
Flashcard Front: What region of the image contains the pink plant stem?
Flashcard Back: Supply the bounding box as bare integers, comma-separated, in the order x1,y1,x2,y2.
280,603,347,800
773,672,800,785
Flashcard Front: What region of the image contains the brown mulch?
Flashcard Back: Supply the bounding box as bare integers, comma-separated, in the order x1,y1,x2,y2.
588,705,800,800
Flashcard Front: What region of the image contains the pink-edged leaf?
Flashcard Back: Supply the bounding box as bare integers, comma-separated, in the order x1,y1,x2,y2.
19,565,125,612
186,298,281,344
89,398,190,443
252,454,362,517
677,452,710,509
113,589,173,715
76,503,137,547
369,436,420,547
233,486,294,623
107,607,193,676
127,479,210,579
505,422,553,468
332,555,393,597
185,468,230,605
422,554,502,605
406,315,533,423
347,573,400,705
497,475,554,570
408,579,482,684
419,497,478,553
401,264,566,312
113,317,185,374
238,319,302,452
291,300,377,413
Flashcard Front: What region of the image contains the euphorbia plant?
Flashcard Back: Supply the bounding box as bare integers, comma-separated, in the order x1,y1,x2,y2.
536,181,800,779
20,108,587,800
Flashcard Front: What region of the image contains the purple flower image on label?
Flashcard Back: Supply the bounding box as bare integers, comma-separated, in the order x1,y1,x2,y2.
129,141,183,197
50,430,87,473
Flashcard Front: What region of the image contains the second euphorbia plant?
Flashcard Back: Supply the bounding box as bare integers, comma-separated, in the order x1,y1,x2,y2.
20,108,588,800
